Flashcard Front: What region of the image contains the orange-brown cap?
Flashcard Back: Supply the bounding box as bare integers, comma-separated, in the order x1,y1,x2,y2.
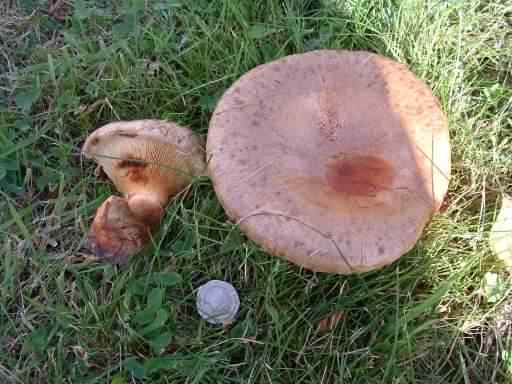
86,196,154,264
82,119,206,263
206,50,451,274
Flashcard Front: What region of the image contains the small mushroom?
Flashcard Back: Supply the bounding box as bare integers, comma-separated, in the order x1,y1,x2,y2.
82,119,206,263
206,50,451,274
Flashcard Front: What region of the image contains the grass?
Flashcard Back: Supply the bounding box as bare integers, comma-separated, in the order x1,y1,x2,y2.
1,0,511,382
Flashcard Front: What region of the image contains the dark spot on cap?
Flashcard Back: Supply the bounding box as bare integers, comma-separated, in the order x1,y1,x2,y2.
91,137,100,145
293,240,304,248
366,81,378,88
378,246,385,255
325,154,394,197
117,132,138,138
252,120,260,127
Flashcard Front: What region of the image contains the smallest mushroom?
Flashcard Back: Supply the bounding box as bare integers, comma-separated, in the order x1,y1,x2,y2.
82,119,206,264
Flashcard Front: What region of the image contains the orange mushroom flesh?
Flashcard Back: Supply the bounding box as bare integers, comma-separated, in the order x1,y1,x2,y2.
206,50,451,274
82,120,206,263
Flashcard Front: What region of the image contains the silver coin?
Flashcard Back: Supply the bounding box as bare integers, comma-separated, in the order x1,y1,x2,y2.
196,280,240,324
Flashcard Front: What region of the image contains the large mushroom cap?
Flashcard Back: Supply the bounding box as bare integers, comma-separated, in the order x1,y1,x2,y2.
82,119,206,263
206,50,451,274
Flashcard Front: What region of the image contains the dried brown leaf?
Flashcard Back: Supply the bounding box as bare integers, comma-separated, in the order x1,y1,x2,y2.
48,0,71,21
317,311,345,333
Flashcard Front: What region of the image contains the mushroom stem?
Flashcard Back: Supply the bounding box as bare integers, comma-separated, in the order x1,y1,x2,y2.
127,192,166,225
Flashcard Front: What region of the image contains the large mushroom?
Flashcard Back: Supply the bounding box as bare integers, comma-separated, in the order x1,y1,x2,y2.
206,49,451,274
82,119,206,263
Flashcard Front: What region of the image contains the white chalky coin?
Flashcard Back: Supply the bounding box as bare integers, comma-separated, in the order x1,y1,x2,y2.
196,280,240,324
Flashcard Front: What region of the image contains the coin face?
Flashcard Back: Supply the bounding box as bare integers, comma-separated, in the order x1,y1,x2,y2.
196,280,240,324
